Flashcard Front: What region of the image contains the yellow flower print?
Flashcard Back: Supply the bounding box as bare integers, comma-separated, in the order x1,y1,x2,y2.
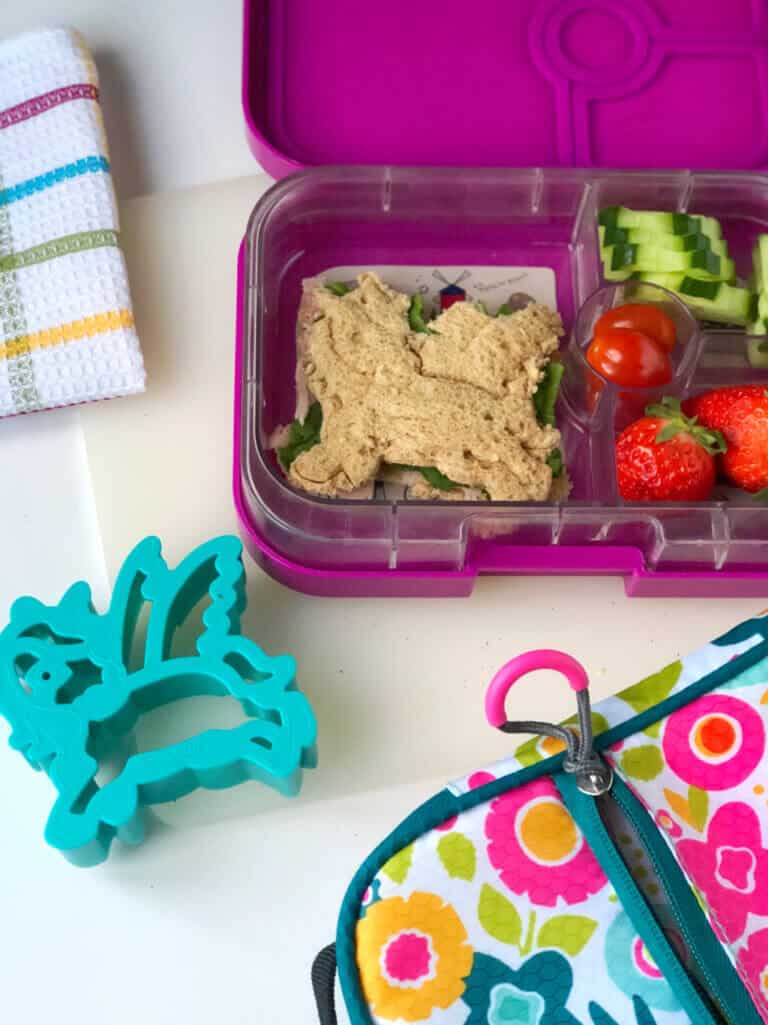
356,891,473,1022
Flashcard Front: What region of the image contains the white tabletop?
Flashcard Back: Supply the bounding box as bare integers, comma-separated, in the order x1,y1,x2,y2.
0,6,762,1025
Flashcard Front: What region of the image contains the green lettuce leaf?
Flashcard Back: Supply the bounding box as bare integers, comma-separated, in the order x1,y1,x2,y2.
277,402,323,470
547,449,564,478
408,294,439,334
533,361,564,428
417,466,459,491
325,281,350,296
390,464,459,491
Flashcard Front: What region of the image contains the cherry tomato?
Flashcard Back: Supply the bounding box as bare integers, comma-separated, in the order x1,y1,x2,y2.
585,328,673,388
594,303,677,351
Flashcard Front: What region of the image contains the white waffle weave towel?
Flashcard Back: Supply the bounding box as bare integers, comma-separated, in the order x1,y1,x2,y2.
0,27,145,417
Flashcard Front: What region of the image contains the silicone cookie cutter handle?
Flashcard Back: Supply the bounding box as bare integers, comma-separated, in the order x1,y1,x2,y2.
484,648,590,728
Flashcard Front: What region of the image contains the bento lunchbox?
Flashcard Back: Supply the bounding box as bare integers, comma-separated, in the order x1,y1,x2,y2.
234,0,768,598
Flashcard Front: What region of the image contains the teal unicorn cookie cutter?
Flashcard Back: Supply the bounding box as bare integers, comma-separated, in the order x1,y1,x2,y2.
0,535,317,866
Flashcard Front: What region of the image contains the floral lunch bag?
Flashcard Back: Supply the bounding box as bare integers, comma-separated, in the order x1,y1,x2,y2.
312,613,768,1025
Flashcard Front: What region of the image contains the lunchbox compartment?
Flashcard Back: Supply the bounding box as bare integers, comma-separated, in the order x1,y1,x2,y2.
235,167,768,594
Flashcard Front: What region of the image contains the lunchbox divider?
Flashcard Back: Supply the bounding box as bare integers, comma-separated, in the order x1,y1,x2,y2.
556,771,729,1025
569,180,601,309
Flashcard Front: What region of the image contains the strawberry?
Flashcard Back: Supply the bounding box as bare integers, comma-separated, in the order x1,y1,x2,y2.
616,397,726,502
684,386,768,493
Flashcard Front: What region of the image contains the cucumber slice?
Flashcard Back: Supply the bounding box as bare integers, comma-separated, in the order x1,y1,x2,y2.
599,207,700,235
599,225,728,255
752,236,768,295
602,265,634,282
603,243,734,281
698,215,723,240
598,207,723,240
746,293,768,335
747,336,768,367
745,239,768,345
637,272,755,326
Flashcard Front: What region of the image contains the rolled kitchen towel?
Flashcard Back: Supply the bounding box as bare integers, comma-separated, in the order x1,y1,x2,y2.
0,27,145,417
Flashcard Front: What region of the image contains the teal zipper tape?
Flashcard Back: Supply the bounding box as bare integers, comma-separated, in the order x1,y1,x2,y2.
556,771,725,1025
609,776,760,1025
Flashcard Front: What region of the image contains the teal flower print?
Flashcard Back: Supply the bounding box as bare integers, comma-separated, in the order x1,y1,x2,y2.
590,994,660,1025
488,982,545,1024
462,951,581,1025
604,913,680,1012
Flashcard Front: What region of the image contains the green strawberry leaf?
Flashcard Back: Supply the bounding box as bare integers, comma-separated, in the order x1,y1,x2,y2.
647,397,726,455
537,914,597,956
381,844,413,884
619,661,682,714
478,884,522,945
620,745,664,782
437,833,476,881
647,396,683,417
533,361,564,427
277,401,323,470
688,786,709,832
656,422,682,442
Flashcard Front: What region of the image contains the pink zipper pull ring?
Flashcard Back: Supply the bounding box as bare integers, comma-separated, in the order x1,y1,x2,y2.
485,649,589,728
484,649,612,797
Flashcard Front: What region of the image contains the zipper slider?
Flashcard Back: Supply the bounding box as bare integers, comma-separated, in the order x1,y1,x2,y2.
568,753,613,797
485,649,613,797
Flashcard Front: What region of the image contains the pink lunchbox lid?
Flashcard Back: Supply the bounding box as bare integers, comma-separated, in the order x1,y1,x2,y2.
242,0,768,178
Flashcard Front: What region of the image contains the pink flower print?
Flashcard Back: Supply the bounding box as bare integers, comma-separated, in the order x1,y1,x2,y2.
662,693,764,791
655,809,682,840
383,931,435,984
485,776,606,907
677,802,768,944
737,927,768,1021
436,815,458,832
468,771,495,790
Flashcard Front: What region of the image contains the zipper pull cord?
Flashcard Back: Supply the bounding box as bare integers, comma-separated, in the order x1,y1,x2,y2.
485,649,613,796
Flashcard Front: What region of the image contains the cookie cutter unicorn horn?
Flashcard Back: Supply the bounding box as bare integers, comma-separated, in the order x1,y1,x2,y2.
0,535,317,866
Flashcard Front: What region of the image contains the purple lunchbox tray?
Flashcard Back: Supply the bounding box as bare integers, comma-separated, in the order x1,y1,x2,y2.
236,0,768,598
